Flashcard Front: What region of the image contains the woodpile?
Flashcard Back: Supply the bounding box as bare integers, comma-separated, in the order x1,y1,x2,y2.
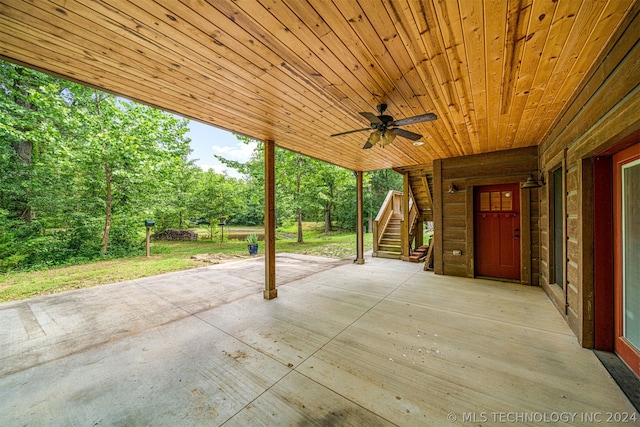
151,229,198,241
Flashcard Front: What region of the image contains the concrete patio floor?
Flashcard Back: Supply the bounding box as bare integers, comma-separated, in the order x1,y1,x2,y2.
0,254,637,426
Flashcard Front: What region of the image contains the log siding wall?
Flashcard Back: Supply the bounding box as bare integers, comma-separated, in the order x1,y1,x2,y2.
433,147,540,284
538,6,640,347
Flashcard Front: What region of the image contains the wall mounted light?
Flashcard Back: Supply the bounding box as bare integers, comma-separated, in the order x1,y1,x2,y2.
447,183,457,194
522,170,545,188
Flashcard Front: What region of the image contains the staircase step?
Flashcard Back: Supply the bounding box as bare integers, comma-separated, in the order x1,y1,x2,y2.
380,237,400,243
380,243,400,249
374,251,402,260
381,238,400,244
408,245,430,262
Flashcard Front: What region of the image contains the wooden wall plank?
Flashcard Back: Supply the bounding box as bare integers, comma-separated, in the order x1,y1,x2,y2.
540,3,640,158
509,0,556,148
483,0,509,152
496,0,532,149
533,0,634,145
527,1,613,145
438,147,540,280
459,0,487,154
515,0,578,146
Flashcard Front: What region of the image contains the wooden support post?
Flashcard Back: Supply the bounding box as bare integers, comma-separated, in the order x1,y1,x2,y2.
520,187,532,285
579,158,595,348
415,218,424,248
433,160,444,274
401,172,410,260
356,171,365,264
264,139,277,300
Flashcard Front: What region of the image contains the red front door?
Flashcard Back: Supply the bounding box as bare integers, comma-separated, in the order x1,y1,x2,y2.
474,184,521,280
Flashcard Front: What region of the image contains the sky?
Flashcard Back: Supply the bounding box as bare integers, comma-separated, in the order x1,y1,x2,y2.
185,120,257,178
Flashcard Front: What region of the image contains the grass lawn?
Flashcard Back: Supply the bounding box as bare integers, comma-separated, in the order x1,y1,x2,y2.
0,224,373,303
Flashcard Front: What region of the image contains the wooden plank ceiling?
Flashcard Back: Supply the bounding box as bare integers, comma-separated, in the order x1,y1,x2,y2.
0,0,635,172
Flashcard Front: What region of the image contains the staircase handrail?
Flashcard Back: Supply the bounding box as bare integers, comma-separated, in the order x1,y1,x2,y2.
373,190,402,252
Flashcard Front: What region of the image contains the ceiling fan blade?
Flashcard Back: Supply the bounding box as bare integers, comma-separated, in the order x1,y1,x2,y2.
391,112,437,127
330,128,371,137
360,111,383,124
393,128,423,141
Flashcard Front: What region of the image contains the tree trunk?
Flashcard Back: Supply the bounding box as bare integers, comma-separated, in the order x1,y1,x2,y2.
297,208,303,243
324,201,332,235
101,164,112,254
12,69,35,222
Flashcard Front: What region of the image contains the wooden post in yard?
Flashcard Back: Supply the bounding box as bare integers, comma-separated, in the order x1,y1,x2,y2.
146,226,151,257
144,219,155,257
264,139,277,299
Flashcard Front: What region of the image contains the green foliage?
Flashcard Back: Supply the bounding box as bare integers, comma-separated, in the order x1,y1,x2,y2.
0,60,402,275
0,61,191,270
0,210,27,272
246,233,258,244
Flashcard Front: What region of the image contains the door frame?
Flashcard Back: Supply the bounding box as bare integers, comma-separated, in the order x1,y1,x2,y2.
466,180,532,285
593,131,640,376
472,183,522,281
613,143,640,376
540,149,568,316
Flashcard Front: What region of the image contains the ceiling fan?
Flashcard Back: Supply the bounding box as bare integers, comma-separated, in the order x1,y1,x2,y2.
330,104,437,149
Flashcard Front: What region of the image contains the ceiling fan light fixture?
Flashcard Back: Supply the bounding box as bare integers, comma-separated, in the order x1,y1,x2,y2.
331,104,438,150
380,130,396,147
367,130,381,146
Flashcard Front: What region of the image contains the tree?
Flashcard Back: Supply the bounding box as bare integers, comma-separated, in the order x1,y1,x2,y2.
1,61,193,267
60,90,193,254
0,63,74,223
189,169,241,239
216,136,360,235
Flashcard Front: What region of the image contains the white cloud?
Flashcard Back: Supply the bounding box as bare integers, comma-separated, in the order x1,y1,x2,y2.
199,163,243,179
211,140,257,162
186,120,257,179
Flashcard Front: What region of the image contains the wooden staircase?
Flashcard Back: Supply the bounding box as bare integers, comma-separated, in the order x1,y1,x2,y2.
408,245,429,262
376,213,402,259
373,191,402,259
373,169,434,261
